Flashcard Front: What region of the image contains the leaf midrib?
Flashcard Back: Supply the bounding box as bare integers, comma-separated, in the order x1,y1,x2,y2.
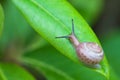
31,0,70,33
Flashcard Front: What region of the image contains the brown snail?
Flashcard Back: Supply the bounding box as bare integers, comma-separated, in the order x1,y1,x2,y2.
56,19,104,67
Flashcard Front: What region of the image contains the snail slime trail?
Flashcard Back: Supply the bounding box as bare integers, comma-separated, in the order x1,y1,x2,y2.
56,19,104,68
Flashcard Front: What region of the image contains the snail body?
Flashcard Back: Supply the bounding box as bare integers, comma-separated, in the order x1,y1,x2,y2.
56,19,104,66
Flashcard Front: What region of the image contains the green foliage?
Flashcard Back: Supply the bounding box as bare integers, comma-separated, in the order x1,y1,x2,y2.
102,30,120,79
1,0,120,80
0,63,35,80
68,0,104,25
0,0,35,52
23,44,107,80
11,0,109,79
0,4,4,36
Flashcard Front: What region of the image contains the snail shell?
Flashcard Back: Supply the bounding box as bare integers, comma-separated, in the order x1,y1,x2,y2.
76,42,104,65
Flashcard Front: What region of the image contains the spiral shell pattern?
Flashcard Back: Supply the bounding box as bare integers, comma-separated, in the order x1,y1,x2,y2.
76,42,104,65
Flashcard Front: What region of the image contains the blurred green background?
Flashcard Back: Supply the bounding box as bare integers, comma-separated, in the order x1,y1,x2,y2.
0,0,120,80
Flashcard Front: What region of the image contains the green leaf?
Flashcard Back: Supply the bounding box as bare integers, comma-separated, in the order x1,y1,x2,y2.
0,4,4,36
109,68,120,80
102,30,120,77
0,67,6,80
23,58,74,80
0,0,35,51
68,0,104,25
12,0,109,78
23,44,107,80
0,63,35,80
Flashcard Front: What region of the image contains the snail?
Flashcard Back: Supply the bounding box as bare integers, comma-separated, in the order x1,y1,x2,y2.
56,19,104,68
